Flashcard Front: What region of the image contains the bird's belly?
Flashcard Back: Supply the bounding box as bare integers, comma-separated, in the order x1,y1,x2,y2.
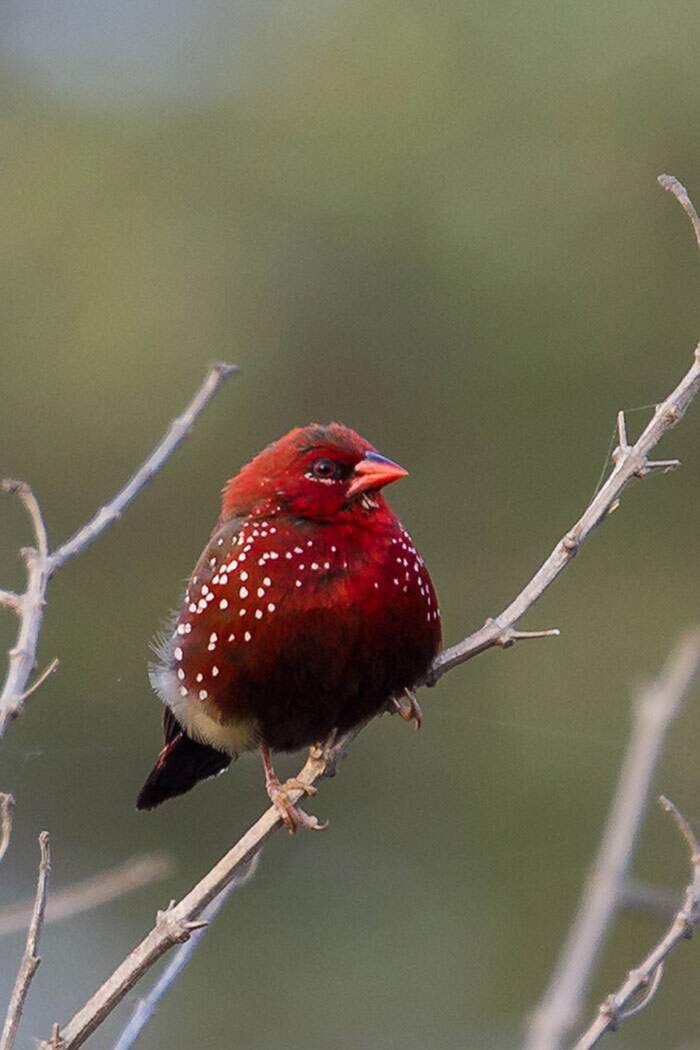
150,665,260,755
233,597,438,751
153,517,441,755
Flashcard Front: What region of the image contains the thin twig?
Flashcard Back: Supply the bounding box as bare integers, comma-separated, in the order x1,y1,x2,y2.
572,796,700,1049
47,362,239,576
38,742,340,1050
0,852,175,937
0,482,52,737
0,794,14,866
659,174,700,254
111,854,259,1050
428,336,699,681
0,363,238,736
524,630,700,1050
37,174,700,1050
0,832,51,1050
18,657,59,703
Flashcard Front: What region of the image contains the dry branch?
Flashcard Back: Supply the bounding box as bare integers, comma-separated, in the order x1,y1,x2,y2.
0,794,13,866
428,342,699,681
0,852,174,938
0,481,53,738
111,854,259,1050
35,173,700,1050
0,832,51,1050
572,796,700,1050
524,629,700,1050
0,363,238,736
38,744,333,1050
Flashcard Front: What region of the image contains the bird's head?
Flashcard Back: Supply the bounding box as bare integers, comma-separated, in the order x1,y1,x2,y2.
221,423,408,523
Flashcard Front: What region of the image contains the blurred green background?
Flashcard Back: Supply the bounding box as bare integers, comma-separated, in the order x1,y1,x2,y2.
1,2,699,1047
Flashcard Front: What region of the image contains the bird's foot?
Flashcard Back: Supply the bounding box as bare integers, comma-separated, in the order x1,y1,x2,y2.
392,689,423,730
266,776,327,834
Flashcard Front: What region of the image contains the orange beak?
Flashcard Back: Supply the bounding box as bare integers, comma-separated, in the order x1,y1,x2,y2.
347,451,409,498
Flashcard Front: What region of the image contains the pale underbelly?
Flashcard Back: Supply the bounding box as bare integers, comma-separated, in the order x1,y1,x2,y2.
150,665,260,755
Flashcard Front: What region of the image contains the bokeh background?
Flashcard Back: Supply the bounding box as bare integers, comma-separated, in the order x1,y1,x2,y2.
1,3,699,1048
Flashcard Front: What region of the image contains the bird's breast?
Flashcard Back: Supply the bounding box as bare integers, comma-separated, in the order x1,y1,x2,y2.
152,513,440,752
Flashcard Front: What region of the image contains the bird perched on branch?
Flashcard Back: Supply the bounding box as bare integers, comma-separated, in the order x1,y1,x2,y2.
137,423,441,831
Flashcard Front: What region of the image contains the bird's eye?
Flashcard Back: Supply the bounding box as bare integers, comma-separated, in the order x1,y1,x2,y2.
311,457,338,480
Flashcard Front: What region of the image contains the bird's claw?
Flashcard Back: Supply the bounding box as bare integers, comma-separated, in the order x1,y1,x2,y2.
392,689,423,730
281,777,317,797
266,778,327,834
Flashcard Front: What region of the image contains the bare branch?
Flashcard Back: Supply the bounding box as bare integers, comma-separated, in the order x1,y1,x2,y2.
658,173,700,254
0,794,14,866
111,855,259,1050
0,483,52,737
428,342,700,682
0,363,237,736
0,852,174,938
18,657,60,703
572,796,700,1049
38,744,336,1050
524,629,700,1050
47,362,239,576
0,832,51,1050
1,479,50,561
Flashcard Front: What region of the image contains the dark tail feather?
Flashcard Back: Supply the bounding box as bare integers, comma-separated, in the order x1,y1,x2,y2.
136,731,231,810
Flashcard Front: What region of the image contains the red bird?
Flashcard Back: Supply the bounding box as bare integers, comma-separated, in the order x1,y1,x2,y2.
137,423,441,830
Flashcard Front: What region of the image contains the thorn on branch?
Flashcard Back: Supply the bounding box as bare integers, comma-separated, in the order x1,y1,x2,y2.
612,410,681,479
639,458,681,476
485,619,560,649
183,920,208,933
19,658,59,703
155,901,203,944
616,410,629,452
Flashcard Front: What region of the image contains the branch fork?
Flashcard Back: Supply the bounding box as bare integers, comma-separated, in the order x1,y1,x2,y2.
571,792,700,1049
0,363,238,737
155,903,208,944
612,410,680,478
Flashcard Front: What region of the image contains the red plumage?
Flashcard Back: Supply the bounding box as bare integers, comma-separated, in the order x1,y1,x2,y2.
138,423,440,829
